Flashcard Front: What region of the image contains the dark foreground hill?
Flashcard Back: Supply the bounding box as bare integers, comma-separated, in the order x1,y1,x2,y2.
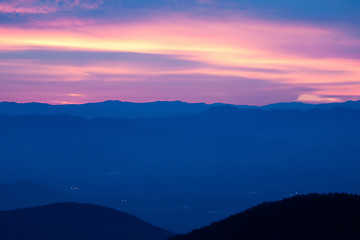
170,194,360,240
0,203,174,240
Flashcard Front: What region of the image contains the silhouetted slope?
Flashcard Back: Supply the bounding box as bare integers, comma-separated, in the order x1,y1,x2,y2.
261,100,360,111
0,203,174,240
170,193,360,240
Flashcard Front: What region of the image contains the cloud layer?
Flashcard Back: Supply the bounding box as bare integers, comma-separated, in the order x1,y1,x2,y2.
0,0,359,104
0,0,103,14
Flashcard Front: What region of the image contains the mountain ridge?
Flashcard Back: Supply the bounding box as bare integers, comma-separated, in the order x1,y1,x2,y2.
1,100,360,119
2,104,360,232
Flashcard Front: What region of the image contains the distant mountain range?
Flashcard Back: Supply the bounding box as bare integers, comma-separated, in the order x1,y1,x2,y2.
0,203,174,240
1,100,360,118
2,106,360,232
170,193,360,240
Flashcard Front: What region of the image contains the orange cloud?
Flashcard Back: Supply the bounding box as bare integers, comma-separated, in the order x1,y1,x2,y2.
297,94,342,103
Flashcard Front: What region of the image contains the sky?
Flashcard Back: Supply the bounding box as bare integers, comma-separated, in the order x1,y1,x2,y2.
0,0,360,105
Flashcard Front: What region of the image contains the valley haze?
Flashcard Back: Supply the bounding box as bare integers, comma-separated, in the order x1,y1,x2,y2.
1,100,360,233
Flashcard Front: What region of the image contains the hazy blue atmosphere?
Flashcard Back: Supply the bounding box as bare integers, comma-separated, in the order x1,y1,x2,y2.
1,101,360,233
1,0,360,239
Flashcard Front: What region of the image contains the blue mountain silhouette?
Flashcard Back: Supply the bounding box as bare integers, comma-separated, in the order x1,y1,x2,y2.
1,100,360,118
170,193,360,240
0,202,174,240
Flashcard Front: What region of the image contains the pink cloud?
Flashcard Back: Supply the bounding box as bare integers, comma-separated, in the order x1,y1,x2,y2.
297,94,342,103
0,74,313,105
0,1,57,14
55,0,103,10
30,17,96,27
0,13,360,104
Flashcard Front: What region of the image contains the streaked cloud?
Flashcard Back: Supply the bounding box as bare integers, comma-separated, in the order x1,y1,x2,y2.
0,0,103,14
66,93,85,97
0,75,315,105
297,94,342,103
0,1,359,104
0,0,57,14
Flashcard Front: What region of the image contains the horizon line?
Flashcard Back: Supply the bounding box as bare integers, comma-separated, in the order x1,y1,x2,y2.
0,99,358,107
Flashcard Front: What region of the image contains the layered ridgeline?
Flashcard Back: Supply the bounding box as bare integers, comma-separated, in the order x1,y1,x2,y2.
2,194,359,240
171,194,360,240
0,101,215,118
0,203,174,240
2,105,360,232
2,100,360,118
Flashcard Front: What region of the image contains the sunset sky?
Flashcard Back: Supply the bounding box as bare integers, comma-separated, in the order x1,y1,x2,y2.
1,0,360,105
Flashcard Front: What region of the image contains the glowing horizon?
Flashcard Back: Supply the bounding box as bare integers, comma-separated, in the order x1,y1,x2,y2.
1,0,359,105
